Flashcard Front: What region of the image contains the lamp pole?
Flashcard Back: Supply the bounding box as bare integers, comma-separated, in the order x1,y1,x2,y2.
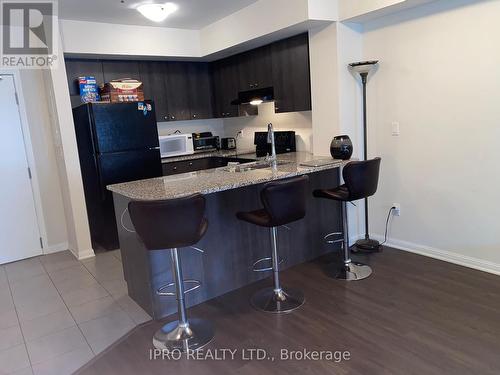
349,61,380,252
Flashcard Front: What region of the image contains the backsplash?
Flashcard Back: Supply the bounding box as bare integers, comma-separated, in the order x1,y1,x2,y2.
157,118,225,137
156,102,312,154
223,102,313,153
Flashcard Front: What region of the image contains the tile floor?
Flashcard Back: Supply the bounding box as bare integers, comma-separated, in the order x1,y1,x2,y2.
0,250,151,375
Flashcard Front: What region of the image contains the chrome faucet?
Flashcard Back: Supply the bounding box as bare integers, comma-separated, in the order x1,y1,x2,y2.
267,123,277,167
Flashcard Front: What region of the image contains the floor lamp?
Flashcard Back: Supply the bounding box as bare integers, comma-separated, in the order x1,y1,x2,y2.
349,60,380,252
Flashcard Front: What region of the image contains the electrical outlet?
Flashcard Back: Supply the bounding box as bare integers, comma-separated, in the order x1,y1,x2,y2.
391,121,400,136
392,203,401,216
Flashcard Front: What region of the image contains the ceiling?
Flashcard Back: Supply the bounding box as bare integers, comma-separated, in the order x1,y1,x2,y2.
58,0,259,29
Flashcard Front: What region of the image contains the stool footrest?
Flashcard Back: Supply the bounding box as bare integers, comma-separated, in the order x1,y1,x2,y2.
157,279,202,296
252,257,284,272
324,232,343,244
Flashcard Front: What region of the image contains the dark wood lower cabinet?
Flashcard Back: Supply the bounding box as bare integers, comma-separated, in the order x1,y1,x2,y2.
162,156,256,176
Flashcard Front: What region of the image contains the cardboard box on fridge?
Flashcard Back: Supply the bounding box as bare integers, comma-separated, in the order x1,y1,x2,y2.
100,78,145,103
78,76,100,103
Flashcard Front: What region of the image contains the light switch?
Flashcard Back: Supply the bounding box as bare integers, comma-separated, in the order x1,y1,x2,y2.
391,122,400,136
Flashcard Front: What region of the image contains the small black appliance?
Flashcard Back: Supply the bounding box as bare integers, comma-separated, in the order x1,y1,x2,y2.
221,137,236,150
254,131,296,157
192,132,220,152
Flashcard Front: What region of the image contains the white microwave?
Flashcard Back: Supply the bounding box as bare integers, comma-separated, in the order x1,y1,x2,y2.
159,133,194,158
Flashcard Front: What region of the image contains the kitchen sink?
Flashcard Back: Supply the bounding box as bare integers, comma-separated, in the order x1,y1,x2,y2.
223,160,291,172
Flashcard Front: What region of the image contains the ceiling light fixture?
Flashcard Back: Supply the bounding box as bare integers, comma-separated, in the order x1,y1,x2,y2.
137,2,178,22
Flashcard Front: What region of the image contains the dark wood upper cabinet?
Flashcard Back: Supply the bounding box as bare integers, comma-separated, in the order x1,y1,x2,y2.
164,62,191,121
186,62,213,120
237,44,272,91
65,59,104,96
64,33,311,118
102,60,141,82
138,61,169,122
211,56,240,118
271,33,311,113
65,59,104,107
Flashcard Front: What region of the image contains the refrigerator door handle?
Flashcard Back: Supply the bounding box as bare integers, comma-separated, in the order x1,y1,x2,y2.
95,155,108,202
88,108,107,201
149,147,160,150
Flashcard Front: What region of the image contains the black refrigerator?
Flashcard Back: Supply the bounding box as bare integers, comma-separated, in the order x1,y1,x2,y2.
73,101,163,250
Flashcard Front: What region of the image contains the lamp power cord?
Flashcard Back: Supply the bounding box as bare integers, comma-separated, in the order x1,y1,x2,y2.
380,206,396,246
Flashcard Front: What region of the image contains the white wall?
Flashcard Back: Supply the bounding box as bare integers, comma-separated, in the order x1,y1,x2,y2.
363,0,500,273
60,20,201,58
44,36,94,260
201,0,310,56
18,71,68,252
157,118,225,138
309,23,340,156
339,0,436,21
223,102,313,153
60,0,337,59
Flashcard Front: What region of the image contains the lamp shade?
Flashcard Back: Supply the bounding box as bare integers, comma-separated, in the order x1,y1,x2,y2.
349,60,379,75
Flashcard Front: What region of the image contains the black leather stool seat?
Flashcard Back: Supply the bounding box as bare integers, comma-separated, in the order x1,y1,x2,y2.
236,175,309,227
128,194,208,250
313,158,381,203
313,185,350,201
237,209,274,227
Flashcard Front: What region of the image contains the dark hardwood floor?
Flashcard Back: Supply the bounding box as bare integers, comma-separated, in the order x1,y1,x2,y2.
77,247,500,375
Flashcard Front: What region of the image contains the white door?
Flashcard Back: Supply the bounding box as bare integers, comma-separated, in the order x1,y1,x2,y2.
0,75,42,264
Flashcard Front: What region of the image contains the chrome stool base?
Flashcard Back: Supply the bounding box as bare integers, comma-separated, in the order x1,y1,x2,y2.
153,318,214,352
335,262,372,281
251,287,305,313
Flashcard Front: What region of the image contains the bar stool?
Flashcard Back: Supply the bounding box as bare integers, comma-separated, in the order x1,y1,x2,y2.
313,158,381,281
128,194,214,352
236,175,309,313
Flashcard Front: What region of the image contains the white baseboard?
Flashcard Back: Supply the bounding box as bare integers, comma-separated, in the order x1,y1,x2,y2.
69,248,95,261
43,242,69,255
370,234,500,276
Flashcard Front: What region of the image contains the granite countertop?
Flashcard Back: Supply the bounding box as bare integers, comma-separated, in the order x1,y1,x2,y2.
108,152,348,201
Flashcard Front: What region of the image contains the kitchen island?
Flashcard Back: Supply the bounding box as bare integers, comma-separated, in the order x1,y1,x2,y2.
108,152,348,319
